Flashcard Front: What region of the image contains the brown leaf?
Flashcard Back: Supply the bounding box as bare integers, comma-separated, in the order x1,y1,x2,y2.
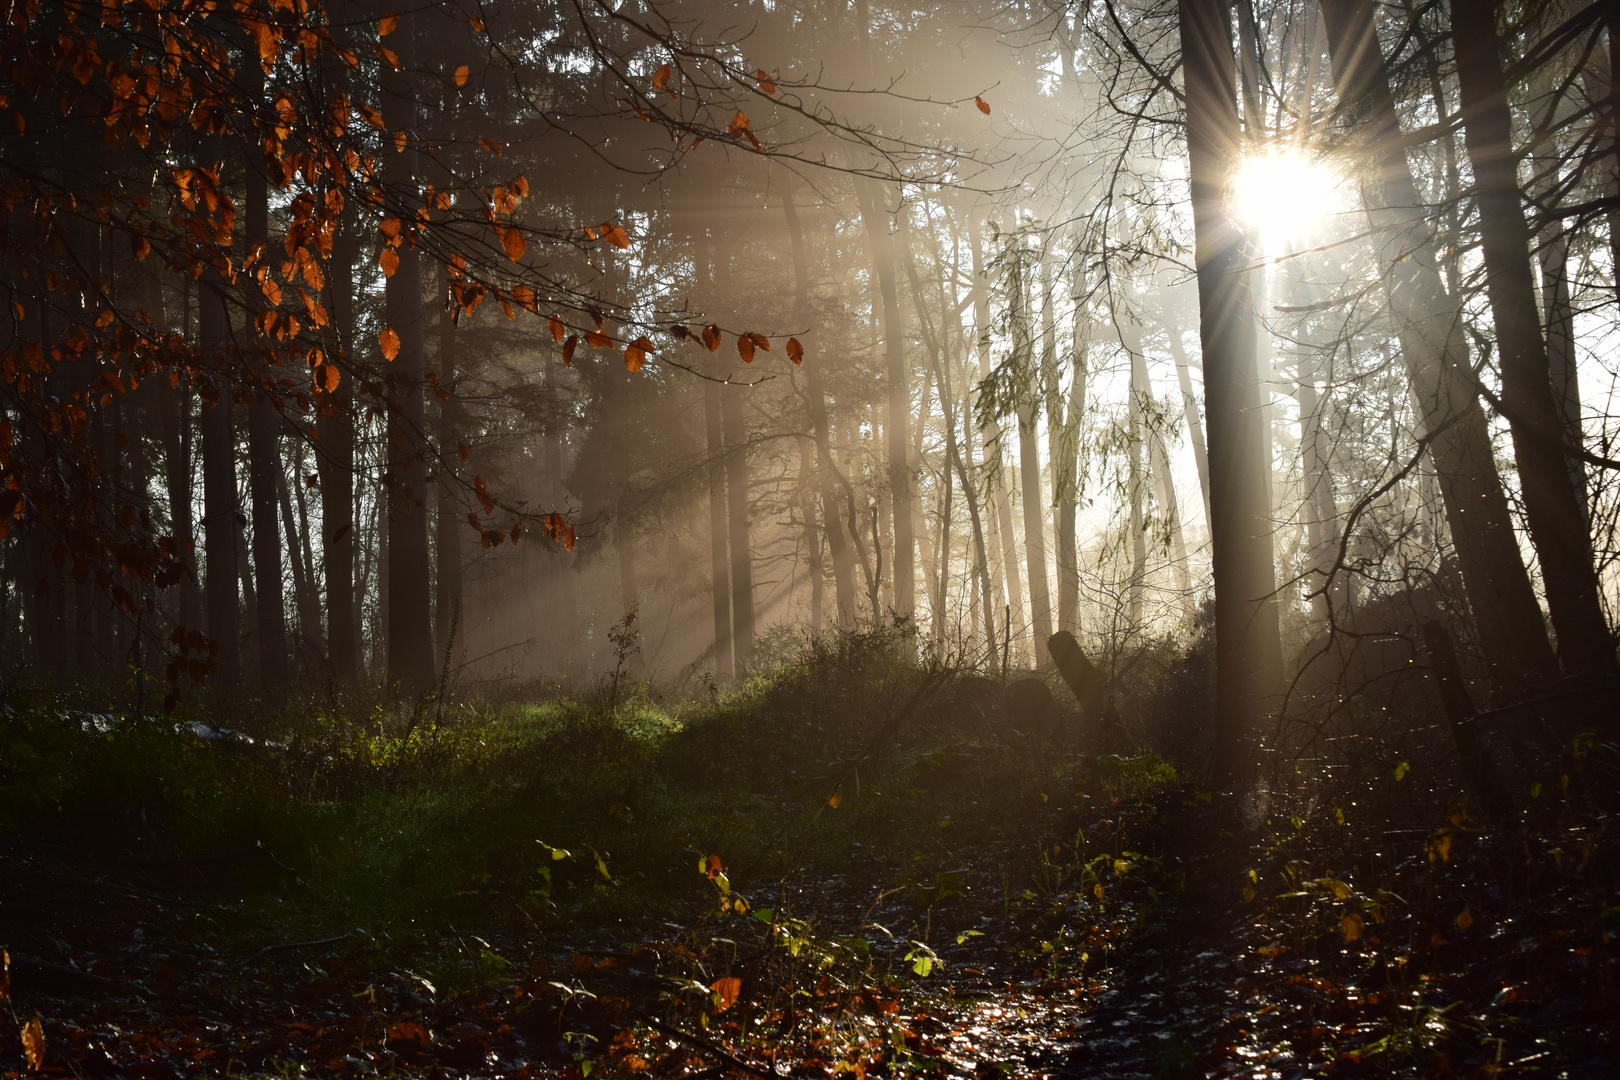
379,327,401,361
651,63,672,91
1341,912,1364,942
548,315,566,342
378,12,399,36
702,324,722,352
706,854,723,879
561,335,578,366
458,442,470,463
728,110,750,137
586,329,612,349
454,64,470,86
513,284,537,311
670,324,692,341
711,976,742,1012
478,136,504,155
377,45,400,71
737,335,755,363
386,1021,431,1052
393,129,407,153
745,332,771,352
22,1016,44,1071
379,247,399,277
602,222,630,249
316,364,341,393
755,69,776,96
624,336,653,373
786,336,804,364
587,304,606,329
502,224,527,261
974,95,990,114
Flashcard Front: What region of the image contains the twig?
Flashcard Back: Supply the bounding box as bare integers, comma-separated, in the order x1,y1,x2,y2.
239,933,352,969
638,1016,778,1078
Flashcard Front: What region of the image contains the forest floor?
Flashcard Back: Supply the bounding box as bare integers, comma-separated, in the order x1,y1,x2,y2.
1,641,1616,1080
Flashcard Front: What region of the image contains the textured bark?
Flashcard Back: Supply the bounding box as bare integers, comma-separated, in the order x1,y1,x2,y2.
1179,0,1284,785
380,6,435,691
1320,0,1561,695
1451,1,1612,673
199,270,239,689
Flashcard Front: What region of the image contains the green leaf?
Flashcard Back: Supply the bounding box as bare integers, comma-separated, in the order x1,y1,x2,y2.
1393,761,1410,781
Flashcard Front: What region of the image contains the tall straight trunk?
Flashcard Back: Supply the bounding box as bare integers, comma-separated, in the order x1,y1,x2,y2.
1320,0,1561,698
969,215,1023,656
160,371,201,634
380,6,435,691
1051,268,1082,637
199,270,240,690
855,180,915,618
279,470,323,656
719,286,756,668
695,235,733,675
1179,0,1284,785
1012,256,1053,667
1295,351,1343,620
1162,302,1213,526
1451,3,1612,673
244,122,288,690
797,437,826,629
320,215,358,681
1125,336,1148,627
434,280,462,657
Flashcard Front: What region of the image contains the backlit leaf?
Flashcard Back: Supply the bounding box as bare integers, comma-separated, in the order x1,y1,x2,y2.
706,854,723,879
827,793,841,808
755,69,776,95
502,224,526,261
22,1016,44,1071
1341,912,1364,942
786,336,804,364
454,64,469,86
316,364,341,393
549,315,566,342
378,12,399,36
624,336,653,373
974,95,990,114
377,45,400,71
651,63,672,91
379,247,398,276
602,222,630,249
711,977,741,1012
379,327,401,361
586,329,612,349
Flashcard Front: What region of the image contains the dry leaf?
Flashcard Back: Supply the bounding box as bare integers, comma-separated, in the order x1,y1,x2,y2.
379,247,399,277
702,324,721,352
379,327,401,361
501,224,526,261
737,335,755,363
1456,908,1473,931
586,329,612,349
786,336,804,364
454,64,469,86
22,1016,44,1071
1341,912,1364,942
755,69,776,95
974,95,990,114
651,63,672,90
828,793,841,808
625,336,653,373
378,12,399,36
745,332,770,352
561,335,578,366
711,976,741,1012
377,45,400,70
548,315,565,342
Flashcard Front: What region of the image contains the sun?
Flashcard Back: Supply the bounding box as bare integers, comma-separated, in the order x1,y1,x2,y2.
1234,149,1343,252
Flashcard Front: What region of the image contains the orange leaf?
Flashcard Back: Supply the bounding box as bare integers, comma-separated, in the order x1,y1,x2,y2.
728,110,750,137
755,69,776,96
377,45,400,71
827,792,841,808
132,235,150,261
786,337,804,364
502,224,527,261
625,336,653,373
975,95,990,114
478,136,504,155
651,63,672,91
702,324,722,352
454,64,470,86
378,12,399,36
602,223,630,249
586,329,612,349
737,335,755,363
379,247,399,276
561,335,578,366
706,854,723,879
1341,913,1364,942
711,976,741,1012
745,332,770,352
316,364,341,393
379,327,401,361
469,12,485,30
393,129,408,152
548,315,566,342
380,217,402,239
513,284,536,311
22,1016,44,1071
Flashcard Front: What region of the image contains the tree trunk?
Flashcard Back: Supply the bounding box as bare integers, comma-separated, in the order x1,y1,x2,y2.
1162,300,1213,527
199,271,240,690
1451,1,1612,673
320,214,358,682
1179,0,1285,785
159,364,201,635
694,233,734,674
244,120,288,690
855,180,915,619
1052,264,1083,637
380,6,435,692
1320,0,1562,697
434,276,462,661
969,214,1022,660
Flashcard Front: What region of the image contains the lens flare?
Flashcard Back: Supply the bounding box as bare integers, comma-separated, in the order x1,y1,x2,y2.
1235,149,1342,250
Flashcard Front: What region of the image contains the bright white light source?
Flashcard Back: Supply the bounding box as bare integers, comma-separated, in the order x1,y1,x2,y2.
1234,149,1341,251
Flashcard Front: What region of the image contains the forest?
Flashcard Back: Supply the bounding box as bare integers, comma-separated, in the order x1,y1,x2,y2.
0,0,1616,1076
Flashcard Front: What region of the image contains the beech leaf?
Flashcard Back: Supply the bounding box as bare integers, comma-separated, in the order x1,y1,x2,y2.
379,327,401,361
975,95,990,114
786,336,804,364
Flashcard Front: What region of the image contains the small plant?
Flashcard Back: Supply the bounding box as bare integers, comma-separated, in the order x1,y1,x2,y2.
607,605,640,704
